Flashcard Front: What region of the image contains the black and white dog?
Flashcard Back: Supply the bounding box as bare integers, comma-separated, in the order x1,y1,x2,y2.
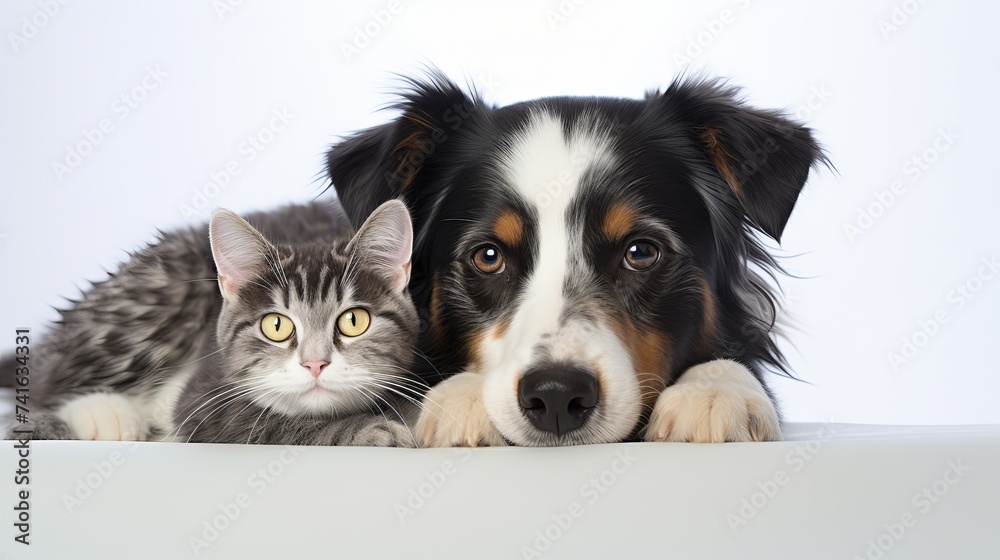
326,73,825,446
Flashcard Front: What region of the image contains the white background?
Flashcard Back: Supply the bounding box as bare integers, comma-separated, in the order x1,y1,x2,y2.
1,0,997,426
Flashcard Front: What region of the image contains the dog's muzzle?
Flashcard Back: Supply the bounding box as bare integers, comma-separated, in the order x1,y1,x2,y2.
517,363,599,436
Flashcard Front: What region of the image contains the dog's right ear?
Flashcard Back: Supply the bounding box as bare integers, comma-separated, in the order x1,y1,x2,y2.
326,73,485,229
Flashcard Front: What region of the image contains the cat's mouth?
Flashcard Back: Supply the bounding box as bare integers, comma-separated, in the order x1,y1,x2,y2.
260,378,366,417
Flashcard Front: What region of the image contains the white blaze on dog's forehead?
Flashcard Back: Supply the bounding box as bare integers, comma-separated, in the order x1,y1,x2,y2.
501,113,606,356
490,112,613,363
477,112,641,446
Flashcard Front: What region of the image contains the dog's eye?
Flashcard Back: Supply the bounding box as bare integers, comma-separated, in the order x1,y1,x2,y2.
472,244,505,274
623,241,660,271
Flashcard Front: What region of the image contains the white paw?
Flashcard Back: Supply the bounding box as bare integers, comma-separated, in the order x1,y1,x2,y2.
415,372,507,448
58,393,148,441
644,360,781,443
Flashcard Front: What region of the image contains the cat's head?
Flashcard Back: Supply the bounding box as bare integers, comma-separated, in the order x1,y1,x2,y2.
208,200,419,417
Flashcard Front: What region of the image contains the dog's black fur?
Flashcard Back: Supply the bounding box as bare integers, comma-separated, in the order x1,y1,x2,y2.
325,72,826,444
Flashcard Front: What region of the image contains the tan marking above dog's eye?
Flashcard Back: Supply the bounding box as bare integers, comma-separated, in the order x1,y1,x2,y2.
492,211,524,246
472,244,505,274
623,241,660,271
602,203,638,241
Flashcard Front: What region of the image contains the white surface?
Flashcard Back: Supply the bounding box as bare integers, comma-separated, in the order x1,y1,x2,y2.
2,423,998,559
1,2,998,426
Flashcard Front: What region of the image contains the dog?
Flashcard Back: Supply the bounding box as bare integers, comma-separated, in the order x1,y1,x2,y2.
325,73,825,446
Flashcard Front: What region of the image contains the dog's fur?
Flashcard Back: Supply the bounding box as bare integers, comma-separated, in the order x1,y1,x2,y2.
326,73,826,446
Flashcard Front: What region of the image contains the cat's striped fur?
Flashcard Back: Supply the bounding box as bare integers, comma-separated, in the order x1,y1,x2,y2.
6,200,423,446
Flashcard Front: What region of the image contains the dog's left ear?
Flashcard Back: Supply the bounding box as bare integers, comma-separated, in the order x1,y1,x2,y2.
658,78,826,242
326,72,484,230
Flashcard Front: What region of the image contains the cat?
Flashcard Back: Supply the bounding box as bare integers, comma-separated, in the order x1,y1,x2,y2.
4,199,424,447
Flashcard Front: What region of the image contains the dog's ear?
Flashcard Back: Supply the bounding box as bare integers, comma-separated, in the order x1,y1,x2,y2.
326,73,484,229
658,78,826,242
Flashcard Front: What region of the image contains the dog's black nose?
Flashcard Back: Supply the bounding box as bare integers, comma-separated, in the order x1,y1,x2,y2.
518,365,599,436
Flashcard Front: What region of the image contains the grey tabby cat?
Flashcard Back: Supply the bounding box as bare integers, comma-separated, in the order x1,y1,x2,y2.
5,200,423,446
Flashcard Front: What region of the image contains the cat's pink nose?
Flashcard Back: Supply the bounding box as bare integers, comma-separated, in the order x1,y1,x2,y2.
301,360,329,378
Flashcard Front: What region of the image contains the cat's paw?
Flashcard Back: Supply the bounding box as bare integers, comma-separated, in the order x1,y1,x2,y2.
6,413,73,440
415,372,507,448
340,416,417,448
644,359,782,443
58,393,148,441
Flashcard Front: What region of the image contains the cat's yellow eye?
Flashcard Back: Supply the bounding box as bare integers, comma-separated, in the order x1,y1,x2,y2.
337,308,370,337
261,313,295,342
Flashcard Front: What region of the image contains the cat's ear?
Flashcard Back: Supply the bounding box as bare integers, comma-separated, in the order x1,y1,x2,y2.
346,199,413,293
209,209,276,301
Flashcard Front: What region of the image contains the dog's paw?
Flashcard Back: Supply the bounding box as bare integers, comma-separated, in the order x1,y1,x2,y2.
415,372,507,447
644,359,781,443
58,393,148,441
337,416,417,448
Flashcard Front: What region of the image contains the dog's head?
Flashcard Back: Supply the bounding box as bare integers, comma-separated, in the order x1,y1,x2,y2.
327,73,825,445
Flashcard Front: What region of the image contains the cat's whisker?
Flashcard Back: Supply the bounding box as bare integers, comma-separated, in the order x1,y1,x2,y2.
413,353,441,377
364,377,429,403
180,390,260,443
245,392,285,445
362,381,424,409
216,388,277,440
174,387,266,442
364,377,462,427
171,372,269,418
355,386,419,448
148,346,229,374
363,375,431,400
167,382,251,438
183,385,273,443
171,379,272,440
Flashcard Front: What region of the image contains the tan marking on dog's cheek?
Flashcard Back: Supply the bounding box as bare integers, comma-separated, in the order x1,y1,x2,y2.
465,330,488,373
695,276,718,355
601,203,638,241
492,211,524,247
610,318,673,408
491,320,510,341
429,275,444,347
